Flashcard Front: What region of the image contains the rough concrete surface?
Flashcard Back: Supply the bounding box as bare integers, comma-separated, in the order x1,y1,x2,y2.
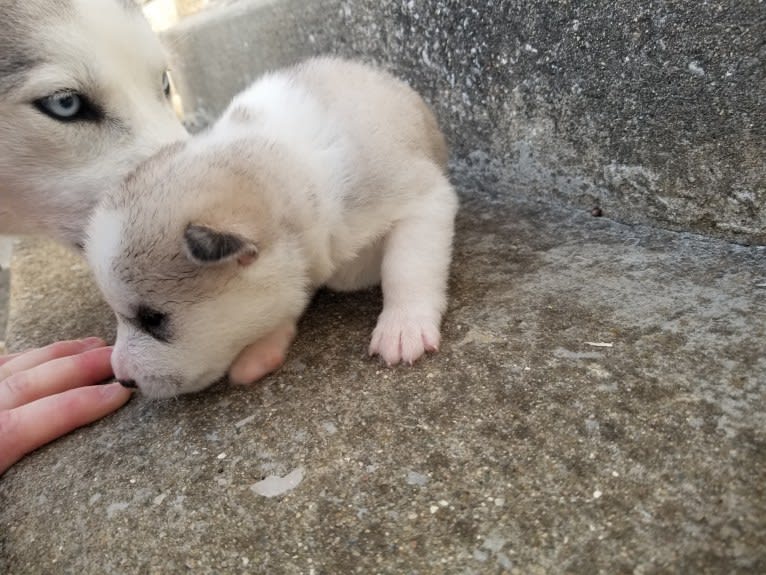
2,166,765,573
0,236,13,353
164,0,765,244
3,241,115,352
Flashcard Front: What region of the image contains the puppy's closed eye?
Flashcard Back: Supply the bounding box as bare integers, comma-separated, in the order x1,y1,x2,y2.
135,305,170,342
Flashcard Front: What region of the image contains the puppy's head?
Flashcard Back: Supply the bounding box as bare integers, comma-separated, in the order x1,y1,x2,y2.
85,142,311,398
0,0,187,246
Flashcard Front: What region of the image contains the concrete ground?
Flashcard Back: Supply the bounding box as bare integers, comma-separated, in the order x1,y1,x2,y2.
1,165,764,573
0,237,12,354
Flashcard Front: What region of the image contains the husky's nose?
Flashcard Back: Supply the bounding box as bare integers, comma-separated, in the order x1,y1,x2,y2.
118,379,138,389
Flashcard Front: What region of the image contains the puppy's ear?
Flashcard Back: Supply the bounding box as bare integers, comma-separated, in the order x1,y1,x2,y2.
183,223,258,266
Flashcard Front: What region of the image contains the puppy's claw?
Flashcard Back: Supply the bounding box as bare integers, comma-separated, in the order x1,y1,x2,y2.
369,310,441,366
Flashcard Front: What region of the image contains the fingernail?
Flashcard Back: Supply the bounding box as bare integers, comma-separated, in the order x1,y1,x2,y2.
102,382,133,399
81,337,105,349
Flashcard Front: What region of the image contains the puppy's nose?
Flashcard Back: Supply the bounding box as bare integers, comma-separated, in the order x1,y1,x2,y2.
118,379,138,389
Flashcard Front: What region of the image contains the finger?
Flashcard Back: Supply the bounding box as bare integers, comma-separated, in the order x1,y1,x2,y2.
0,338,105,381
0,347,114,411
0,353,22,367
0,382,132,475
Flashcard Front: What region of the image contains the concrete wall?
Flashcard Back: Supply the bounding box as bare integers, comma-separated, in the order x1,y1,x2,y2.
164,0,765,244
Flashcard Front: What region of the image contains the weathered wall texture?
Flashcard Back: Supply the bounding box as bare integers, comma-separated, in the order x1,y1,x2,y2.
164,0,765,243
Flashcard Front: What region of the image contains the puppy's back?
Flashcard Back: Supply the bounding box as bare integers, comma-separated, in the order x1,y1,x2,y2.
289,57,448,170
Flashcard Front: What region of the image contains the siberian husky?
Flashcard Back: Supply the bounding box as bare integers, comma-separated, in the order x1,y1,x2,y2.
86,57,458,399
0,0,187,247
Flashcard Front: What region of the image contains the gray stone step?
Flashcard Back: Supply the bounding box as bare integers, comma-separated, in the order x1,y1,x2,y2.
162,0,765,244
0,236,11,354
2,163,765,572
3,239,115,352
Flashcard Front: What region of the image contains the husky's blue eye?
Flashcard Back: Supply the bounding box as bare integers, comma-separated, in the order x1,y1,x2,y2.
162,71,171,97
38,92,81,118
34,91,102,123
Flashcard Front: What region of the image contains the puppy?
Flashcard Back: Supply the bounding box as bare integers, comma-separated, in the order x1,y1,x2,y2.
86,57,458,398
0,0,187,247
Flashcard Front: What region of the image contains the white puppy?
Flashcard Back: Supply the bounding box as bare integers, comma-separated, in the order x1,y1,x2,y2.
86,58,458,398
0,0,187,247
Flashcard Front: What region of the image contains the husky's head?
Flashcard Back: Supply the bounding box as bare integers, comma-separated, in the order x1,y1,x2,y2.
0,0,187,246
85,141,312,398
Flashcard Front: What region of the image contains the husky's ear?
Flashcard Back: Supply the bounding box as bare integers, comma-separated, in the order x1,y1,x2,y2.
183,223,258,266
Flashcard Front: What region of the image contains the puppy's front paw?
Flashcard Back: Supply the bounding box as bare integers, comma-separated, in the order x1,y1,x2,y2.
229,323,296,385
369,309,440,366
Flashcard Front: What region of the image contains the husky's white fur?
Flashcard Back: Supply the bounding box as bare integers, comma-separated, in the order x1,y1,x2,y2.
86,58,458,399
0,0,187,246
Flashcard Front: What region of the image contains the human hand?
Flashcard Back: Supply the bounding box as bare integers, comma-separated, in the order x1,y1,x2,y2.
0,338,132,475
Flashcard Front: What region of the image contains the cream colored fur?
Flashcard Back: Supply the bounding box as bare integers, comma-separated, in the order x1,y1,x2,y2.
86,57,458,398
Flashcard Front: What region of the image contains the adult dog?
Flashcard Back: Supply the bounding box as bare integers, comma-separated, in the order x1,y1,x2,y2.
0,0,186,247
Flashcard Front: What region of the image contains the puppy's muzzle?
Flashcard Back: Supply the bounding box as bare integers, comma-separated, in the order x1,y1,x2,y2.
118,379,138,389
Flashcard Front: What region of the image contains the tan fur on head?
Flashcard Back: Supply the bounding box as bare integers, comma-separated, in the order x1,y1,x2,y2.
87,138,312,398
